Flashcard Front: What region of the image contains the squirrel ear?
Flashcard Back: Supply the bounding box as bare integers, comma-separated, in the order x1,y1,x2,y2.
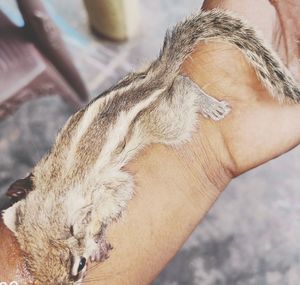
6,173,34,201
72,205,93,236
2,201,23,235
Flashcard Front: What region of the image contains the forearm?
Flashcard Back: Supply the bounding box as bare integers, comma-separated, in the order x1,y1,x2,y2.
86,113,231,284
86,147,229,285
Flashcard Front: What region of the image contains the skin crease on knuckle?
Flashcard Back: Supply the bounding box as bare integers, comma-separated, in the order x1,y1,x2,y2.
1,2,299,282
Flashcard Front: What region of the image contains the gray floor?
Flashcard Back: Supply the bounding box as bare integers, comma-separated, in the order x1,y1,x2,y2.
1,1,300,284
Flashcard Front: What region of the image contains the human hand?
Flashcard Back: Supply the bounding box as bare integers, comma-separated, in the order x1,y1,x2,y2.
199,0,300,175
181,40,300,177
1,1,300,284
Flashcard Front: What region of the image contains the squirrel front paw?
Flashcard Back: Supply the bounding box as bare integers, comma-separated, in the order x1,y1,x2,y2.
90,238,113,262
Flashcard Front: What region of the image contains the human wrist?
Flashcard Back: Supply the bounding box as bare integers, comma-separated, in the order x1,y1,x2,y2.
180,42,240,178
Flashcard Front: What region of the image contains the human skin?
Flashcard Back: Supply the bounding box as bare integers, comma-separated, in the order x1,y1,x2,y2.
1,0,300,284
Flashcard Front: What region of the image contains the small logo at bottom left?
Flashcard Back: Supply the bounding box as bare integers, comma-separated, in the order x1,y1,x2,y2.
0,282,19,285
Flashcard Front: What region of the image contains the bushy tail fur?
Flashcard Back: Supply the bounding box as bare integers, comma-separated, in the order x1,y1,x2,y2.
158,9,300,102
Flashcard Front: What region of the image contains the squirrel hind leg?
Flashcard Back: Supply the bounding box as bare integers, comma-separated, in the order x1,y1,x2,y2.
178,75,231,121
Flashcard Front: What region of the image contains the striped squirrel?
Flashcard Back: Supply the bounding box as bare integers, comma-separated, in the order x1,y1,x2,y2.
2,9,300,284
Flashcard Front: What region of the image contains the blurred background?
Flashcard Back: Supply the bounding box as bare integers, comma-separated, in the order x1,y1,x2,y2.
0,1,300,284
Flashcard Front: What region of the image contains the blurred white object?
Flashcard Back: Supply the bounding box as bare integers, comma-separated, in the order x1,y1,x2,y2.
84,0,139,41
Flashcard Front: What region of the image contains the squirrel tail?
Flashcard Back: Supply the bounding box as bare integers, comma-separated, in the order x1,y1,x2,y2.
157,9,300,102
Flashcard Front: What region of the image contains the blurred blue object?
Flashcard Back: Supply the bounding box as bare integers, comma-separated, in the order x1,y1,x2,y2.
0,0,24,26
